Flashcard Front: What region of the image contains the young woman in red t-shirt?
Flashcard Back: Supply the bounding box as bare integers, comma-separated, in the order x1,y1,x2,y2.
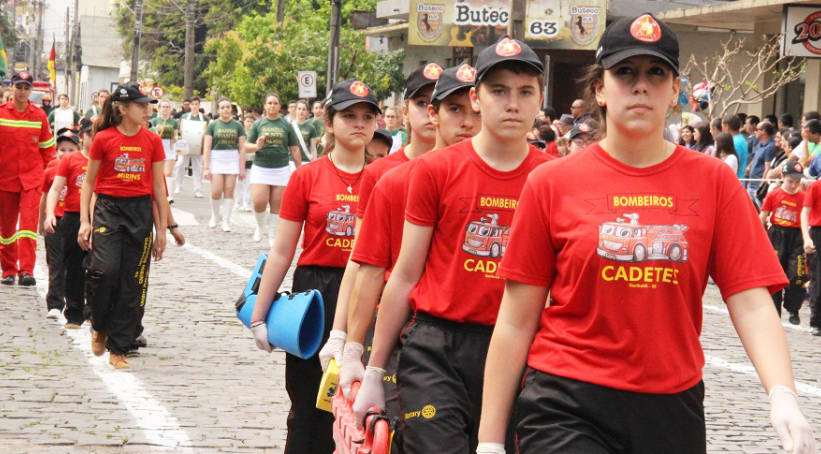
250,79,379,454
477,14,814,454
77,82,168,371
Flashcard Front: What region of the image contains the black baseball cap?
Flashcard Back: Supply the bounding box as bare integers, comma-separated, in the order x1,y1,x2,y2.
372,125,393,148
403,63,444,100
56,127,80,146
111,82,158,104
569,122,595,140
325,79,381,114
476,35,544,82
559,114,575,126
432,63,476,102
79,117,95,133
11,71,34,86
783,160,804,179
596,13,679,75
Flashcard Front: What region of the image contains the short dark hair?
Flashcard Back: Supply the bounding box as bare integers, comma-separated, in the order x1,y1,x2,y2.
780,113,794,128
544,106,557,122
765,114,778,125
538,125,555,143
747,115,760,125
722,114,741,132
711,118,722,131
737,113,747,124
289,100,297,106
789,136,803,150
190,96,201,103
759,122,774,137
804,119,821,135
805,111,821,122
183,98,191,103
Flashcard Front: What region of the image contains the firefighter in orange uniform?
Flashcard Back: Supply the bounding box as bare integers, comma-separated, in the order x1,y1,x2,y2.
0,71,56,286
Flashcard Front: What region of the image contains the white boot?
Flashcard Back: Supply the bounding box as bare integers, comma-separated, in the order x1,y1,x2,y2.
166,177,176,200
253,211,267,242
209,197,222,228
222,198,234,232
268,214,279,247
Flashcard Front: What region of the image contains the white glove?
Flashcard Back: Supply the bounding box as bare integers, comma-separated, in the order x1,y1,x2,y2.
476,443,506,454
251,321,273,353
319,330,346,372
352,366,385,427
339,342,365,400
769,385,816,453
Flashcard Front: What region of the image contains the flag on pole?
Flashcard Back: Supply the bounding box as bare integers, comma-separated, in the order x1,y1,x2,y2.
48,37,56,88
0,35,7,78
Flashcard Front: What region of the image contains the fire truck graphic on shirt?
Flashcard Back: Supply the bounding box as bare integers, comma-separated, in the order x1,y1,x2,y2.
114,154,146,173
326,205,356,237
773,205,798,225
462,213,510,258
596,213,689,263
75,173,86,188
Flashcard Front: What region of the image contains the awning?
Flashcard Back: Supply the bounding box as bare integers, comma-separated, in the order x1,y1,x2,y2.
658,0,821,31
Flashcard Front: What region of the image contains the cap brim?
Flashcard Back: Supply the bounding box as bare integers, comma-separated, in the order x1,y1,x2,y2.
331,99,382,115
601,48,679,75
785,172,804,179
404,81,437,100
132,95,159,104
13,80,33,86
57,136,80,145
433,83,473,101
477,60,544,82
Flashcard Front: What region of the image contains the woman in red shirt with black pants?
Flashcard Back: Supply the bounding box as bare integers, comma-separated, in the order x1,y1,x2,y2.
250,79,380,453
78,82,168,370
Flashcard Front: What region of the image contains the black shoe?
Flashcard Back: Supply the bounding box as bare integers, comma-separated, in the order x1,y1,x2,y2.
789,312,800,325
1,275,14,285
134,334,148,348
18,274,36,286
126,348,141,358
812,327,821,337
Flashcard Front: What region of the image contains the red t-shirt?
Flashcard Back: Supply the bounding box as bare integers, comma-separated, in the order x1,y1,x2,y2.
803,181,821,227
356,148,408,218
89,126,165,198
544,141,560,158
405,140,553,325
351,159,419,274
762,187,804,229
280,155,364,268
56,151,89,213
42,161,65,217
498,144,788,394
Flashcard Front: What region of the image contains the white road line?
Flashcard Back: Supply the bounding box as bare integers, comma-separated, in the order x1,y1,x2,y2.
705,354,821,398
33,264,192,451
703,304,812,333
170,207,199,226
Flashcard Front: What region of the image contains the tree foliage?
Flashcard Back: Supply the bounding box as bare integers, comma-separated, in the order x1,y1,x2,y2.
204,3,405,110
0,0,18,50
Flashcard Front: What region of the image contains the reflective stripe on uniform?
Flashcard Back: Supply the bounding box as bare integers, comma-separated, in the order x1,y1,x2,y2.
0,232,18,245
0,230,37,244
39,137,55,148
0,119,42,129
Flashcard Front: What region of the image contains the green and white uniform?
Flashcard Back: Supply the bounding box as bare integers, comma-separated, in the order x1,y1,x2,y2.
150,116,179,161
205,118,246,175
246,116,299,186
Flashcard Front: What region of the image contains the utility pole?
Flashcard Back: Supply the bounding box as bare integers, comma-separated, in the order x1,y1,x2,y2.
130,0,144,82
325,0,341,96
183,0,195,99
275,0,285,24
71,0,79,102
65,8,69,93
34,0,43,78
508,0,525,40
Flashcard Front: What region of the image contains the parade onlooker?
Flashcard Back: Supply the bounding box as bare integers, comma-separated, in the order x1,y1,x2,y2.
354,36,551,453
244,93,300,245
722,114,748,180
40,93,53,117
715,131,739,174
710,117,722,141
570,98,589,124
679,124,696,149
761,161,806,323
749,121,776,205
251,78,379,454
173,98,190,119
48,94,81,132
780,113,795,131
0,72,55,286
78,82,168,370
384,106,407,154
477,14,814,454
746,114,760,151
203,97,247,232
692,124,714,156
44,126,88,329
557,114,574,138
175,96,209,198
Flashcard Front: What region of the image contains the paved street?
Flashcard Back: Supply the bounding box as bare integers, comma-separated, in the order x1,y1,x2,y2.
1,178,821,453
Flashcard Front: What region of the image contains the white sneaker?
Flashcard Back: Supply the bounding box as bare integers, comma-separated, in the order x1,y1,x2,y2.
253,227,262,242
222,219,231,232
243,205,253,212
209,215,218,228
194,191,204,198
46,308,61,319
173,187,182,195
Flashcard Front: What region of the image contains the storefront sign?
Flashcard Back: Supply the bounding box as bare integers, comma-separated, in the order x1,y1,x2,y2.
409,0,606,49
783,5,821,58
